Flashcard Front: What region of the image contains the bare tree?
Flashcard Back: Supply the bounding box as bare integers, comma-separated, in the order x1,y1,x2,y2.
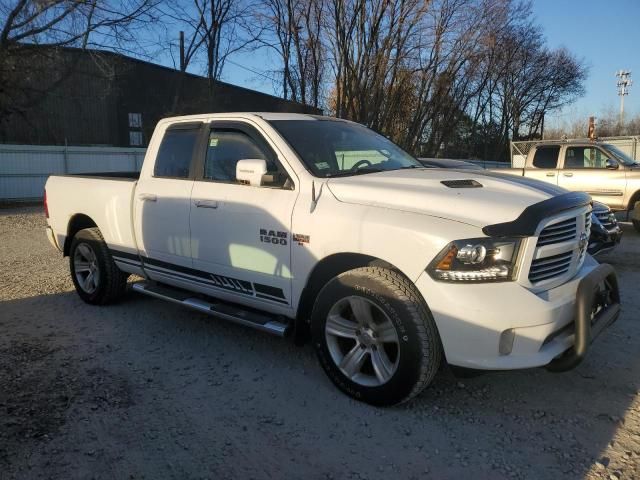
403,0,585,160
259,0,325,108
160,0,262,110
328,0,429,131
256,0,586,159
465,1,586,160
1,0,588,158
545,109,640,139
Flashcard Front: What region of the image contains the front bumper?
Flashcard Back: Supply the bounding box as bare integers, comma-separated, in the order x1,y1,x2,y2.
588,226,623,257
415,257,620,370
546,263,620,371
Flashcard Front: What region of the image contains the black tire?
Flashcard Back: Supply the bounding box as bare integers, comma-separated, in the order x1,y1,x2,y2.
629,197,640,232
69,227,129,305
311,267,442,406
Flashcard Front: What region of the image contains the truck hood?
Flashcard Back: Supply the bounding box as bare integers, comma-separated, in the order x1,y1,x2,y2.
326,168,568,228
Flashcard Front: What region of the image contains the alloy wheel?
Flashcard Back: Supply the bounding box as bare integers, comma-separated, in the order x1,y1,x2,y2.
73,243,100,294
325,296,400,387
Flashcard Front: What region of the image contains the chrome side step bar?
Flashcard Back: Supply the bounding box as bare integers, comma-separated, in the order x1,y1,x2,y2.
131,282,289,337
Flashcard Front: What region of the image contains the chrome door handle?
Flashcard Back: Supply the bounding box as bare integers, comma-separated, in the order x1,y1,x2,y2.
546,172,556,177
138,193,157,202
194,199,218,209
563,172,573,177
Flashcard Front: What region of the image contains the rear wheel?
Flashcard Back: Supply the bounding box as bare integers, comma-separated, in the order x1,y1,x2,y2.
69,228,128,305
311,267,442,406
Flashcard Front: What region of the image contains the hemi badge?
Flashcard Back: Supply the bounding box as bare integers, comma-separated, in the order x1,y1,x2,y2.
293,233,310,245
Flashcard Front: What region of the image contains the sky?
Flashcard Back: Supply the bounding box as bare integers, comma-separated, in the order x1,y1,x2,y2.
530,0,640,128
217,0,640,128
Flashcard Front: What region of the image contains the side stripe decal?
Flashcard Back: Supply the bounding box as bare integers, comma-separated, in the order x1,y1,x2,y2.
113,258,142,268
110,250,141,262
255,294,288,305
109,248,287,305
253,282,286,299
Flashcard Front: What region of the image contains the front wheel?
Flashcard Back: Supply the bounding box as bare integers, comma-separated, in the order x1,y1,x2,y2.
629,198,640,232
311,267,442,406
69,228,129,305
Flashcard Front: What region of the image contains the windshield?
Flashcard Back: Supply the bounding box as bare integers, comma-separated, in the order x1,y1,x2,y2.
269,119,421,177
603,144,639,166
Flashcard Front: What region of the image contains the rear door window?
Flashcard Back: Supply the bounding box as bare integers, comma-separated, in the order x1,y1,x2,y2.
154,128,200,178
532,146,560,169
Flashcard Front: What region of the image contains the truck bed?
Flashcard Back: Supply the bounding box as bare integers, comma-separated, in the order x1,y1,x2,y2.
45,174,139,255
58,171,140,180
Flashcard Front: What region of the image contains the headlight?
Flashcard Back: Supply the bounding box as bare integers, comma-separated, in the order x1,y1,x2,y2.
426,237,521,283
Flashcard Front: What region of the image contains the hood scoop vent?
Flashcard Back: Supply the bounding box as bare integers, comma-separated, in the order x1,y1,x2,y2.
441,179,483,189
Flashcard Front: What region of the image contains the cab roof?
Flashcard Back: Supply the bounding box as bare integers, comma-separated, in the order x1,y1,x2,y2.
160,112,331,123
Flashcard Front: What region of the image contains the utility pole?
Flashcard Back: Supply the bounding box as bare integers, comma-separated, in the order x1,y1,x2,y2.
616,70,632,126
179,31,185,72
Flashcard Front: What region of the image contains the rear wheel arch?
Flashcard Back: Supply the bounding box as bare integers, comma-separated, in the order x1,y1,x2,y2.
64,214,98,256
294,252,412,344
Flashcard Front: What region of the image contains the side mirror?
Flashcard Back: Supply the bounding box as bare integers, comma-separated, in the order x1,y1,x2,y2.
236,159,267,186
606,158,619,170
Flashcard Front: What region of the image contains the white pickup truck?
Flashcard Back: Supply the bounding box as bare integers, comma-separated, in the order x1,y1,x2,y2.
45,113,621,406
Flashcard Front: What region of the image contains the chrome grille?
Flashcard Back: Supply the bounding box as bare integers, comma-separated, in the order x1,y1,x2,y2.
594,209,616,230
527,206,591,286
584,211,592,232
537,217,577,246
529,251,573,283
578,211,591,265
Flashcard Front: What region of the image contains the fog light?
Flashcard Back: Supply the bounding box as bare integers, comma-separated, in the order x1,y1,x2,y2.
499,329,515,356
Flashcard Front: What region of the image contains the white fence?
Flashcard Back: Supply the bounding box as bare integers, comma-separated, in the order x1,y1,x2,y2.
0,144,145,201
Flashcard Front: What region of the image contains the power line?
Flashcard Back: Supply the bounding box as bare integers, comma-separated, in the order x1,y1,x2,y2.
225,58,279,84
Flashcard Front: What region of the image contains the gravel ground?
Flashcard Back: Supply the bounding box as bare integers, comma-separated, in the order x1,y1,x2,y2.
1,205,639,480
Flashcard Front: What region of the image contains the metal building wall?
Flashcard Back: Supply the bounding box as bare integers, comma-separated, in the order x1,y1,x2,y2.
0,145,145,201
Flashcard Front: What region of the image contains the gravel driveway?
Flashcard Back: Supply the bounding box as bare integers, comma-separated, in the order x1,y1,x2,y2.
1,206,639,480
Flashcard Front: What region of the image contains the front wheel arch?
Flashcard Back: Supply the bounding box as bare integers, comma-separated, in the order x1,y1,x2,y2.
626,190,640,212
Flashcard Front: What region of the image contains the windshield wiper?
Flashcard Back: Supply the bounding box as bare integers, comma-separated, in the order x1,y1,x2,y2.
325,167,385,178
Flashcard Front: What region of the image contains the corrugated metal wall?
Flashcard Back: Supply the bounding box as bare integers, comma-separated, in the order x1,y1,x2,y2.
0,145,145,201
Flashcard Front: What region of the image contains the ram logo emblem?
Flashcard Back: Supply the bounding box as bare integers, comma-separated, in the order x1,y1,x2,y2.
578,232,588,254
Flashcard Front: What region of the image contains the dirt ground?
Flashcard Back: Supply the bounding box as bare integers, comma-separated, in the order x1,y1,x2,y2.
1,206,639,480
